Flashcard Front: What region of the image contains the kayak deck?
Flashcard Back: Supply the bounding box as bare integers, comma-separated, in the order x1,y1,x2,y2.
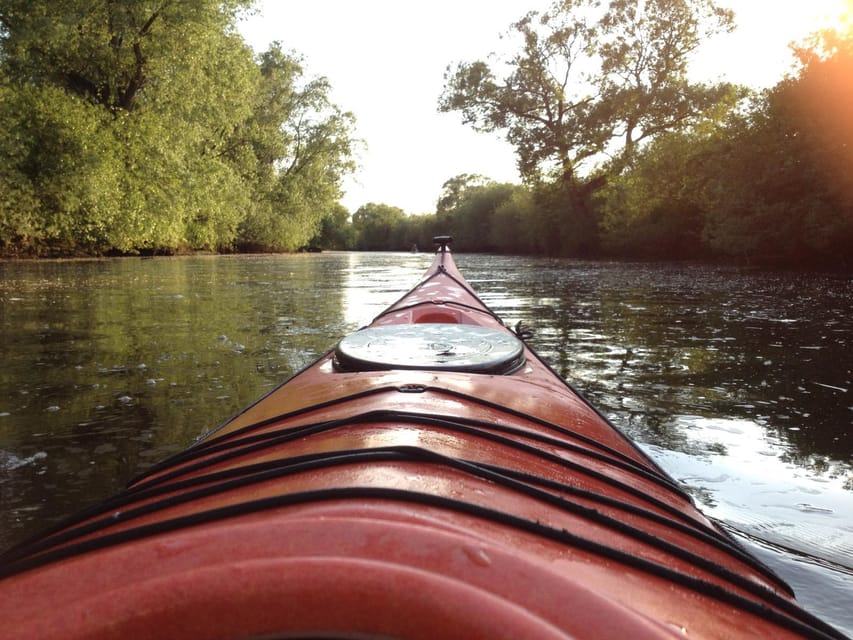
0,240,844,640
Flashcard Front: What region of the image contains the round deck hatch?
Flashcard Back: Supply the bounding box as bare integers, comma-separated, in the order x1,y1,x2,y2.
335,323,525,374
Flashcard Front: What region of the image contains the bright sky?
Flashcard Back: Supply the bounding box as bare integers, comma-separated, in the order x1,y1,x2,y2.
238,1,851,214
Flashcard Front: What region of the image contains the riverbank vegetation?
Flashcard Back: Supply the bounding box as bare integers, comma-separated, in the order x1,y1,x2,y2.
337,2,852,269
1,1,851,268
0,0,356,256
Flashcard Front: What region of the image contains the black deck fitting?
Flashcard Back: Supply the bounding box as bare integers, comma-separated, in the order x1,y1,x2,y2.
433,236,453,253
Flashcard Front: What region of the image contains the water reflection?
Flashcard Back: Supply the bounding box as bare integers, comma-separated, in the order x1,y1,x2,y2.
1,255,351,546
340,252,434,328
464,256,851,460
650,415,851,565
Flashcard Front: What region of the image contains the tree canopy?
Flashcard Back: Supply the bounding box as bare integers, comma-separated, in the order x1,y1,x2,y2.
430,2,851,268
0,0,357,255
595,26,853,267
438,0,738,256
439,0,735,185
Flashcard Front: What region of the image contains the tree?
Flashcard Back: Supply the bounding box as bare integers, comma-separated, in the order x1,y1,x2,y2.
490,187,538,254
782,29,853,255
597,129,712,259
433,178,533,253
436,174,489,216
450,183,517,252
0,0,260,253
311,203,355,250
0,3,358,255
699,29,853,266
372,213,442,252
0,0,252,113
439,0,735,255
235,46,358,252
0,77,118,252
352,203,406,250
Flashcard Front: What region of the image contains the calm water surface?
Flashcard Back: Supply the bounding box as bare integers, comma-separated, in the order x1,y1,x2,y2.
1,252,851,633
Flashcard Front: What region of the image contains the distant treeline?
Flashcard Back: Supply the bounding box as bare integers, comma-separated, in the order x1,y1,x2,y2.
322,29,853,269
1,1,851,269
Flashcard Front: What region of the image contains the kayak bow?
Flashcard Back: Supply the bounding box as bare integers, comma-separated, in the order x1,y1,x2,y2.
0,238,845,640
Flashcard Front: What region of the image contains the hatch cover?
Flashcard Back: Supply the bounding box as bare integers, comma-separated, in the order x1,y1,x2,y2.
334,323,525,374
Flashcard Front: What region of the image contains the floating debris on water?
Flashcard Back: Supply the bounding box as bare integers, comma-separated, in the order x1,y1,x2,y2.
811,382,847,393
797,503,834,514
1,451,47,472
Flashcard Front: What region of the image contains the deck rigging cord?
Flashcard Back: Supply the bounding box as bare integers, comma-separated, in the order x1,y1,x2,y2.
2,405,789,593
0,450,844,639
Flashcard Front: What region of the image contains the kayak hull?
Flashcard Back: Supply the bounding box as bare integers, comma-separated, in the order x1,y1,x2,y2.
5,509,696,639
0,243,843,639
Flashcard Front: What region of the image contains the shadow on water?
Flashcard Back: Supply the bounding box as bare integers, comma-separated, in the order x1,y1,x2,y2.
0,252,850,633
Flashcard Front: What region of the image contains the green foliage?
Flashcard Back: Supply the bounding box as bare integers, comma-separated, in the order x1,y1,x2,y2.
351,203,407,250
439,0,733,182
436,174,489,218
235,46,357,252
2,0,850,268
0,2,356,255
400,214,442,251
0,79,122,252
433,176,539,254
312,204,356,250
0,1,252,112
335,24,852,267
696,31,853,266
447,182,516,251
490,188,538,254
593,28,853,267
597,130,710,259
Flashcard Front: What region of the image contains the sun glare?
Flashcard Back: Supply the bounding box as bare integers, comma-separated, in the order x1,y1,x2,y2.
796,0,852,35
691,0,853,87
753,0,850,43
841,0,853,32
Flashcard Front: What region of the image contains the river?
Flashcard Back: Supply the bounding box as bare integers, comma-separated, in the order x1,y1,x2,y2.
1,252,851,634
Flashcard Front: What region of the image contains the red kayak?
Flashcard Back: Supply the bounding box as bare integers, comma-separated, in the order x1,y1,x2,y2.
0,238,844,639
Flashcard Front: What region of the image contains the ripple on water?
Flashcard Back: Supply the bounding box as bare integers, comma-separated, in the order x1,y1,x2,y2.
0,450,47,472
643,415,853,570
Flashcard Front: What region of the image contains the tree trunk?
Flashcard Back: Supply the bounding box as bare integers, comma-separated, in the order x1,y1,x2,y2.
557,171,607,257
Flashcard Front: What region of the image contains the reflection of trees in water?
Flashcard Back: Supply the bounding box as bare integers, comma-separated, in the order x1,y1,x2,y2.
0,255,350,548
680,484,718,510
780,451,853,492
